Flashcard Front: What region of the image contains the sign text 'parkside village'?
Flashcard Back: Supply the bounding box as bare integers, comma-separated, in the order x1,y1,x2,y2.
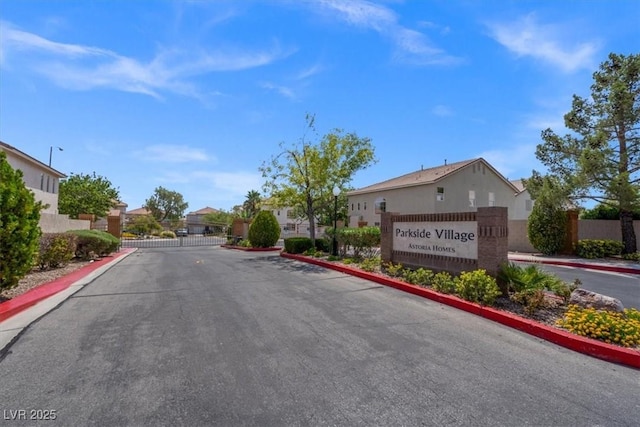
393,221,478,259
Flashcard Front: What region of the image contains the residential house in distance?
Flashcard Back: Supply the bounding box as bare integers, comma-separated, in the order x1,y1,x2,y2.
346,158,523,226
261,201,326,238
510,179,534,220
1,141,90,233
186,206,220,234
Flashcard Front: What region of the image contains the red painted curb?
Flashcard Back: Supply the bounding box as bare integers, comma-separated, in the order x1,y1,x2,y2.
281,252,640,369
509,257,640,275
0,248,136,323
220,245,282,252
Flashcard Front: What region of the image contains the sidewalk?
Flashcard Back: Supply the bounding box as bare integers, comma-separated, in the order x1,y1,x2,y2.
508,252,640,275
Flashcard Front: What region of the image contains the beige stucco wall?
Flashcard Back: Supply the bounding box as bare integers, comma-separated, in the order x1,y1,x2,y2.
512,190,533,220
39,213,91,233
348,164,520,226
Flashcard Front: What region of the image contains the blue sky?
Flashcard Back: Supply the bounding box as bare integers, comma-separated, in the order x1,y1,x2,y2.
1,1,638,212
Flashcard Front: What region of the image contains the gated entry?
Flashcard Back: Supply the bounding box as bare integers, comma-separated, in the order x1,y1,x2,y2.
121,234,227,248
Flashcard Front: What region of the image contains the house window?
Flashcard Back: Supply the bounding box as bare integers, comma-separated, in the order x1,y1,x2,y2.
364,202,367,210
40,174,44,190
436,187,444,201
469,190,476,207
277,210,280,216
374,222,380,226
287,210,296,218
357,202,360,210
46,176,50,193
351,203,354,211
375,197,386,214
488,192,495,207
525,199,533,211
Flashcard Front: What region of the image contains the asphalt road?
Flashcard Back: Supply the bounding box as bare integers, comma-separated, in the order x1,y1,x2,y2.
1,247,638,426
513,261,640,309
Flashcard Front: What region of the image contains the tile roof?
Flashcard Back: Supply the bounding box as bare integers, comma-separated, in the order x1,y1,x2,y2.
189,206,220,215
126,207,151,215
510,179,526,193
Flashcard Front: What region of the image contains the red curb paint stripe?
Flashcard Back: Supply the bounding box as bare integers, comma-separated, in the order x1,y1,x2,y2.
281,252,640,369
0,248,135,323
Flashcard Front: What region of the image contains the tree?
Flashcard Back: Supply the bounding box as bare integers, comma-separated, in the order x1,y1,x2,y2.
260,114,377,243
247,210,280,248
203,210,234,226
526,176,568,255
144,186,189,223
581,202,640,220
243,190,262,219
534,53,639,254
0,152,43,290
59,172,119,219
126,215,162,236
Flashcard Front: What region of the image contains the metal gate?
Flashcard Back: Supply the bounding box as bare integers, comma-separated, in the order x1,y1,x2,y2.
120,234,227,248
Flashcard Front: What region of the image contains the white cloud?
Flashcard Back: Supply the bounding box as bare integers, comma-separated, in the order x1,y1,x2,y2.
486,13,599,73
432,104,453,117
135,145,212,163
310,0,461,66
260,81,296,99
192,170,263,196
0,21,292,98
477,144,540,180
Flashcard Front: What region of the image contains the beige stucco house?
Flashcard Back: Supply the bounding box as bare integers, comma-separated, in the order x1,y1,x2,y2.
510,179,534,220
347,158,523,226
1,140,90,232
186,206,220,234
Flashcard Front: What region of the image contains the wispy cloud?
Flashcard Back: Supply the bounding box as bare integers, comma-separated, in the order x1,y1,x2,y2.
0,20,291,98
310,0,462,66
486,13,599,73
135,145,212,163
432,104,453,117
192,170,263,196
260,81,297,99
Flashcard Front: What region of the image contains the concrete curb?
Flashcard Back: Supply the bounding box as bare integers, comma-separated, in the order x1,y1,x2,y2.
0,248,137,322
282,252,640,369
509,255,640,275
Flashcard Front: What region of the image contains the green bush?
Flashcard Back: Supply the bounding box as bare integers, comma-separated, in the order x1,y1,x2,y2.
70,229,120,260
248,210,280,248
284,237,313,254
622,252,640,261
314,237,331,253
358,256,381,273
527,197,567,255
0,152,43,291
160,230,176,239
382,262,404,278
575,239,624,259
431,271,457,294
335,226,380,258
38,233,77,270
455,270,501,306
498,262,576,310
401,268,434,287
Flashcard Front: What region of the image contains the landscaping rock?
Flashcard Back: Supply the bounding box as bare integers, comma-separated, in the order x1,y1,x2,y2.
569,288,625,313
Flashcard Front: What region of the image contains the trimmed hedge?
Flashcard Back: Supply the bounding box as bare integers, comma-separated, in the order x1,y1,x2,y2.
335,226,380,258
284,237,314,254
69,229,120,260
576,239,624,259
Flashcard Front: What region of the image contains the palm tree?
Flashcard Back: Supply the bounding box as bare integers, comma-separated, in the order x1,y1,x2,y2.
243,190,262,219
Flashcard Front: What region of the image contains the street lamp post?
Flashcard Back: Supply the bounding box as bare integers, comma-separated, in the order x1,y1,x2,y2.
49,146,63,167
332,186,340,256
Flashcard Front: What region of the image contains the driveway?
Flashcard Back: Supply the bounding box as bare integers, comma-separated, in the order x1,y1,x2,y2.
0,247,637,426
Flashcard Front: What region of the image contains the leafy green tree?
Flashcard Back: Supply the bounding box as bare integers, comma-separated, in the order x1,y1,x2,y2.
144,186,189,222
0,152,43,290
248,210,280,248
526,176,568,255
581,202,640,220
243,190,262,219
533,53,639,254
59,172,119,219
203,210,234,226
260,114,377,243
126,215,162,236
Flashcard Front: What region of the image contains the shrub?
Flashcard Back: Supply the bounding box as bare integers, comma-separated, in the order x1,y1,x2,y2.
498,262,576,309
335,226,380,258
38,233,77,270
527,194,567,255
70,229,119,260
0,152,43,291
575,239,624,259
455,270,501,306
401,268,434,287
284,237,313,254
248,210,280,248
160,230,176,239
556,306,640,347
382,262,404,278
431,271,457,294
314,237,331,253
121,232,137,239
622,252,640,261
358,256,381,273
